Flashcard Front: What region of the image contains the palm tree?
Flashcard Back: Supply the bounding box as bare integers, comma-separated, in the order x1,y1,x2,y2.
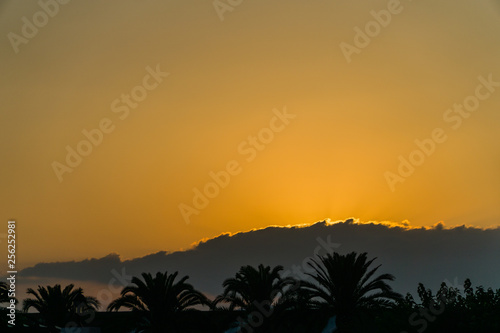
0,281,12,328
0,281,10,303
214,264,294,332
107,271,209,332
22,284,100,332
301,252,402,332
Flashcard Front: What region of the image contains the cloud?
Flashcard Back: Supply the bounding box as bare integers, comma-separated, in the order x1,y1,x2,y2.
20,253,123,282
14,219,500,301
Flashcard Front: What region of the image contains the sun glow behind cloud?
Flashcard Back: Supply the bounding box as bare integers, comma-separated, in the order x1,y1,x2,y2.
0,0,499,269
12,218,500,310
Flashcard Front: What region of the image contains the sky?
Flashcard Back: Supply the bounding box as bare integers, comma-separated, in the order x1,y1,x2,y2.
1,0,500,274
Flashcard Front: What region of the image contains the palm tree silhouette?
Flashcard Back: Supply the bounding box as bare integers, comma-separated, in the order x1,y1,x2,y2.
107,271,209,332
215,264,293,311
215,264,294,332
22,284,100,332
301,252,402,332
0,281,9,304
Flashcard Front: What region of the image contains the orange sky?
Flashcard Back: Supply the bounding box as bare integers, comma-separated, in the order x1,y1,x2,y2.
1,0,500,269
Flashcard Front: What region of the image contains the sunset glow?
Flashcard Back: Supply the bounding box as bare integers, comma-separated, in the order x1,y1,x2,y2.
1,0,499,275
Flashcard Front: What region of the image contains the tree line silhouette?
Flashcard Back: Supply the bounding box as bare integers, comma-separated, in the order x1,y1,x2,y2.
1,251,499,332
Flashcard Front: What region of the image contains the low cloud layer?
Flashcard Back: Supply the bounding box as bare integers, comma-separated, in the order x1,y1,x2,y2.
15,219,500,300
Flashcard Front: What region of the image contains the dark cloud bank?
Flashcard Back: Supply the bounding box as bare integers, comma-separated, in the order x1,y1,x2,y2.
18,220,500,296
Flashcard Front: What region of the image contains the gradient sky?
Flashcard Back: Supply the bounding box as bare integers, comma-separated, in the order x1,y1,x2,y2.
1,0,500,269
